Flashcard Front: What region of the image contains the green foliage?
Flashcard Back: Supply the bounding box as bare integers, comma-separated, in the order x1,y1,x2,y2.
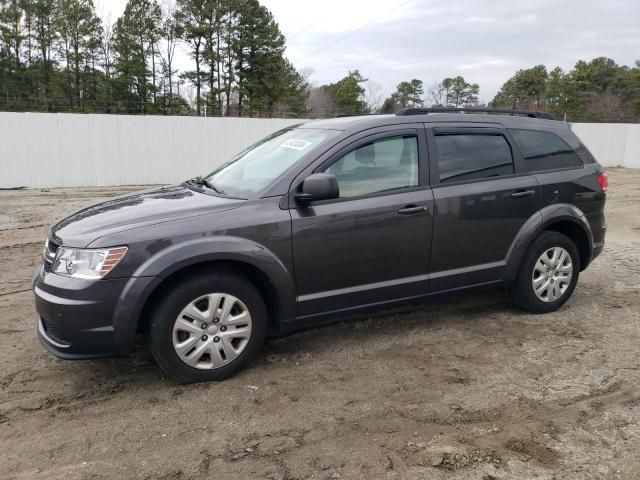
321,70,368,115
439,76,480,107
156,92,190,115
623,60,640,112
491,65,547,109
0,0,309,117
56,0,103,110
234,0,286,116
0,0,27,107
175,0,208,115
492,57,640,122
380,78,424,113
3,2,639,123
173,0,307,117
112,0,162,113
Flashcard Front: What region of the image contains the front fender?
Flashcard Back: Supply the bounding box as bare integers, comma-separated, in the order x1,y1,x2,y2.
112,236,297,353
504,204,593,280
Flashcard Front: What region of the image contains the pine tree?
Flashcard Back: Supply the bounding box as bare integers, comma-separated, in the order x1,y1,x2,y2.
381,79,424,113
321,70,368,115
176,0,208,115
31,0,58,109
0,0,26,107
234,0,286,116
56,0,102,111
112,0,161,113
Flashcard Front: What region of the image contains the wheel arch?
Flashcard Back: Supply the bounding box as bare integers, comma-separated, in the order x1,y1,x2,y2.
543,220,591,271
113,236,297,353
505,204,594,280
136,259,286,338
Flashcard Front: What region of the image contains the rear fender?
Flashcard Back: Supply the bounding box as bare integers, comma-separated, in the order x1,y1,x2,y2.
505,204,593,280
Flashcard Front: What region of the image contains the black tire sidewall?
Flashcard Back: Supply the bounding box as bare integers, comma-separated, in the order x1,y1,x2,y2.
513,231,581,314
148,272,268,383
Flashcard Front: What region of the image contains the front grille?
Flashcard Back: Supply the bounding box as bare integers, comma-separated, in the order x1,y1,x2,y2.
41,317,71,345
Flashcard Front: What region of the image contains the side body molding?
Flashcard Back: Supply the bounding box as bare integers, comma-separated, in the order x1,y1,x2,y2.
504,203,594,280
112,236,297,353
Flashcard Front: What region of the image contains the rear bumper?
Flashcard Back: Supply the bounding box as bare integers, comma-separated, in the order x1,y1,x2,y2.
592,239,605,261
590,224,606,262
586,210,606,265
33,266,157,359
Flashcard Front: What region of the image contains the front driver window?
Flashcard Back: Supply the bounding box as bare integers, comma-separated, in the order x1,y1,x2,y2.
325,135,419,198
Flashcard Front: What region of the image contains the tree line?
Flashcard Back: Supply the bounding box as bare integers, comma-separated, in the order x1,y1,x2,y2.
307,72,481,117
2,0,639,123
490,57,640,122
308,57,640,123
0,0,308,116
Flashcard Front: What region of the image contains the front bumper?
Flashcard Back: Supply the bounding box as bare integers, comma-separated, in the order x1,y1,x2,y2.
33,266,157,359
37,317,114,359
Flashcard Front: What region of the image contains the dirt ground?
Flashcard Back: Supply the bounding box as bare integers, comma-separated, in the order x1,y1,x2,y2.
1,169,639,480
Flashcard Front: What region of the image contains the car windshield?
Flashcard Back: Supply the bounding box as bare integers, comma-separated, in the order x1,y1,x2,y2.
201,128,337,198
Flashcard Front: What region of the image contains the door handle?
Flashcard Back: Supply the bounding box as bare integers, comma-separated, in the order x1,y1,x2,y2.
511,189,536,198
397,205,428,215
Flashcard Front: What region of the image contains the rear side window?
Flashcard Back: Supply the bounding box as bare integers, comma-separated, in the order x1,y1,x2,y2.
509,129,582,171
434,134,514,183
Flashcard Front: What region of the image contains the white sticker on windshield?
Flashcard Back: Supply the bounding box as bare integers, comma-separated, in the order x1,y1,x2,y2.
281,139,313,151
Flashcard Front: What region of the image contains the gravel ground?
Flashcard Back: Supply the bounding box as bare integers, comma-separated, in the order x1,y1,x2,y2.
1,169,639,480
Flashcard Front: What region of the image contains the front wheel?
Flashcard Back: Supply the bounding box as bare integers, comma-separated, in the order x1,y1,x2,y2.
511,231,580,314
148,271,268,383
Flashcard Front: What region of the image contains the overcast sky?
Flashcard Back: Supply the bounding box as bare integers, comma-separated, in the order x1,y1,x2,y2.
98,0,640,104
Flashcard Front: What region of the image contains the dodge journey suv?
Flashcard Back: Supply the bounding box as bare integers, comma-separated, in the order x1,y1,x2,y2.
33,108,607,383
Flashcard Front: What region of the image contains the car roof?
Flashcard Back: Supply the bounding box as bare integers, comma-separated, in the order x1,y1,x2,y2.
298,113,568,133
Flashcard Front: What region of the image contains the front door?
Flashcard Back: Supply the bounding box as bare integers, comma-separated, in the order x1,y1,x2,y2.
291,129,434,316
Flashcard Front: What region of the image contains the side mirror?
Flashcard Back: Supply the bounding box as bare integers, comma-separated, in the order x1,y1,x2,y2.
295,173,339,206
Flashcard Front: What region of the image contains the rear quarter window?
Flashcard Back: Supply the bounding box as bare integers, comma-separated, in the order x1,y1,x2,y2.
509,129,583,172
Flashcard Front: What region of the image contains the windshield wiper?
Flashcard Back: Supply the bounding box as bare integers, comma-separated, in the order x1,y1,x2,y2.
189,176,225,195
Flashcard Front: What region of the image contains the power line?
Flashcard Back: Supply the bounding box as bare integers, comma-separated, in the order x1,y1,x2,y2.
286,21,320,42
292,0,413,65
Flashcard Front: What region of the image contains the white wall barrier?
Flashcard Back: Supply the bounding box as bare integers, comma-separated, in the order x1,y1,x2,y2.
0,113,303,188
571,123,640,169
0,113,638,188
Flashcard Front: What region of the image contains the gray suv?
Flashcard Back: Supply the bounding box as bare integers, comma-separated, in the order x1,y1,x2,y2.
33,108,607,383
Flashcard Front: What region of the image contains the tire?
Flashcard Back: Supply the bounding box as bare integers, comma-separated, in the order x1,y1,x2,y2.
511,231,580,314
148,271,268,383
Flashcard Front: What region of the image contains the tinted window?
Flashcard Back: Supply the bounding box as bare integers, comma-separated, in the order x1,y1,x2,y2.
325,136,419,198
434,134,514,183
509,129,582,171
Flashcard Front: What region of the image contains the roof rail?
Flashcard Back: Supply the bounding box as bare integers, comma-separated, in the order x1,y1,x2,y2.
396,107,554,120
334,113,382,118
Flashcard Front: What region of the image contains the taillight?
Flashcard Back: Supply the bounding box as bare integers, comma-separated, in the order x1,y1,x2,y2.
597,171,608,193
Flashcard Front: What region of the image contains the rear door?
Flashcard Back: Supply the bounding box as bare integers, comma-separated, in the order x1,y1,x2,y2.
427,124,540,291
290,125,434,316
508,127,606,255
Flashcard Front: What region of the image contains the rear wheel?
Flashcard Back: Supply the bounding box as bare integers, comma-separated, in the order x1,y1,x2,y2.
148,271,268,383
511,231,580,314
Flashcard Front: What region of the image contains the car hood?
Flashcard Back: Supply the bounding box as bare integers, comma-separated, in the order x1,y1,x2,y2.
50,185,245,247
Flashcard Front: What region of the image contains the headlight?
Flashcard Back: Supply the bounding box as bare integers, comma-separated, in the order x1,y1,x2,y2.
52,246,128,279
